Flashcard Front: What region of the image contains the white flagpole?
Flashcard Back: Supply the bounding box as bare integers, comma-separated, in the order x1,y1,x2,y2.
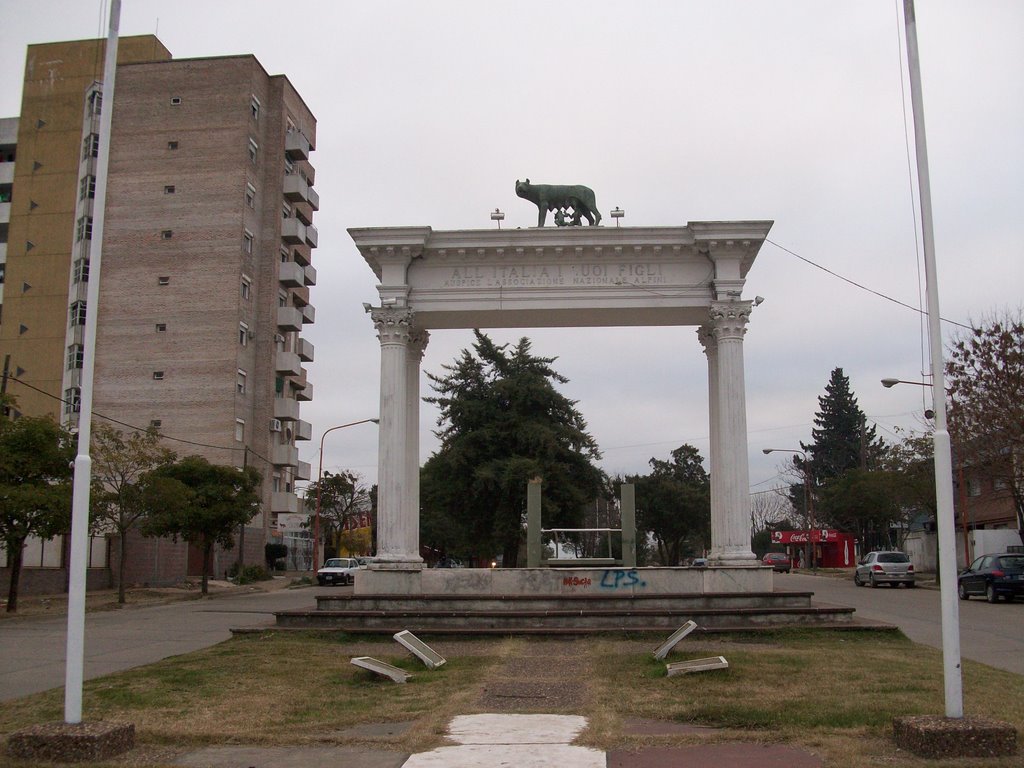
64,0,121,724
902,0,963,719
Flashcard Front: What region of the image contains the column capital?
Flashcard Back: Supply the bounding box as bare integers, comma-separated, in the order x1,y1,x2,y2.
708,300,753,341
371,307,414,345
408,329,430,362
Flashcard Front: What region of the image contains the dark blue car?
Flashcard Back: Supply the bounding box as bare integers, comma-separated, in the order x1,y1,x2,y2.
958,553,1024,603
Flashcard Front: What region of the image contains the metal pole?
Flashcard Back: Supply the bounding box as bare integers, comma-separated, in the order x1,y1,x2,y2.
312,419,378,573
903,0,963,719
64,0,120,724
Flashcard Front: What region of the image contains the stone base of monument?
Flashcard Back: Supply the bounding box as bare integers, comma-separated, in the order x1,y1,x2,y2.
265,566,866,634
893,715,1017,759
6,721,135,763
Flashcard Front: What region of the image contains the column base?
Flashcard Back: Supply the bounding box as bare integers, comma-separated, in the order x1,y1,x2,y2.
710,547,759,567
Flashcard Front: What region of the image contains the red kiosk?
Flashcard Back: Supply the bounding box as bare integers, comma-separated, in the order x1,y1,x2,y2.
770,529,857,569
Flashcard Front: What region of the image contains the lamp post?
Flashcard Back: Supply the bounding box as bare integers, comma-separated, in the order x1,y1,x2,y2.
313,418,378,573
763,448,815,570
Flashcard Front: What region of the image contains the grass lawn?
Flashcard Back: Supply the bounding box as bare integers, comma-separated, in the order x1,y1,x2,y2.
0,629,1020,767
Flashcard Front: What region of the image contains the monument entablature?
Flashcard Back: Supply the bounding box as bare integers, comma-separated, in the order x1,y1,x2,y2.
350,222,772,330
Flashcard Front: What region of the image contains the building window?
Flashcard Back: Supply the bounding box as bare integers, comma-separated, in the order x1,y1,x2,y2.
237,369,247,395
245,183,256,209
158,276,170,286
79,175,96,201
66,344,84,370
284,157,294,176
167,140,179,150
278,290,288,308
250,95,261,120
72,258,89,284
282,202,292,220
993,477,1008,491
88,90,103,116
280,248,289,263
241,277,252,300
155,323,167,332
64,387,81,415
161,230,173,239
152,371,165,380
164,185,175,194
149,419,162,429
248,138,258,164
82,133,99,159
286,117,297,134
967,478,982,498
239,322,249,346
170,96,182,106
235,419,245,442
76,216,93,242
243,230,254,254
69,300,87,326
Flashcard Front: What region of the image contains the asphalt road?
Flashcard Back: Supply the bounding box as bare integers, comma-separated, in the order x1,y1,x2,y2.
779,571,1024,676
0,585,318,703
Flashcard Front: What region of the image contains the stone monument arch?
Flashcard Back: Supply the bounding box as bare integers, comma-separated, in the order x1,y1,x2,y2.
349,221,773,590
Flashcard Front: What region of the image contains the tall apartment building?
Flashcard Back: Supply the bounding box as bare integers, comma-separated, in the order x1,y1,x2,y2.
0,36,317,588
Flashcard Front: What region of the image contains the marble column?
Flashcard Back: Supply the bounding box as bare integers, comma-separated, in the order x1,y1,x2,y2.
371,307,422,566
697,325,723,560
405,329,429,560
704,301,757,565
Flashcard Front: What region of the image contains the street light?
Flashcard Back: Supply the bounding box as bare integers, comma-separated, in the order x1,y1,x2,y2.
763,448,815,571
313,419,379,573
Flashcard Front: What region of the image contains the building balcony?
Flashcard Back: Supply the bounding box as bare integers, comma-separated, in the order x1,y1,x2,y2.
296,461,312,481
282,174,312,204
303,264,316,286
300,304,315,325
278,260,305,288
307,185,319,211
0,163,13,186
272,444,299,467
273,397,300,421
281,218,305,245
0,202,9,224
291,247,310,267
296,337,314,362
295,419,312,441
285,132,310,161
296,381,313,401
275,351,302,377
304,223,318,249
277,306,303,332
270,492,299,515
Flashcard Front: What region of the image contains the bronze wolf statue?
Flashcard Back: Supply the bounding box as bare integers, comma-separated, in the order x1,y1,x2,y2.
515,179,602,227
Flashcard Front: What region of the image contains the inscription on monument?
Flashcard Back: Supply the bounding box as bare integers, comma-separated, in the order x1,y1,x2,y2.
442,263,667,289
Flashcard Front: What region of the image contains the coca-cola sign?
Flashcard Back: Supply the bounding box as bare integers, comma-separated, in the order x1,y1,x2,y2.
771,529,837,544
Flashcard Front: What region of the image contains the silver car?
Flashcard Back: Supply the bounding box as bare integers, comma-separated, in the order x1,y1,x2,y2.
854,551,915,588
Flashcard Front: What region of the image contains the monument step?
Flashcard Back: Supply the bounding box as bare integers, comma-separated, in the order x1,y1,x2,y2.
315,591,814,613
272,603,854,633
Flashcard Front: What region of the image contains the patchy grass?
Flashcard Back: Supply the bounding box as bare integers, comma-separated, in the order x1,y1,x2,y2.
0,629,1021,768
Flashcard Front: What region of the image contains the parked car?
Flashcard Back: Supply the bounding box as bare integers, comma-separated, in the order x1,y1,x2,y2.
316,557,361,586
958,553,1024,603
762,552,792,573
690,557,709,568
854,551,915,588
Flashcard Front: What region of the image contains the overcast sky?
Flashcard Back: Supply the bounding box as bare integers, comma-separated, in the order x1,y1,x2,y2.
2,1,1021,500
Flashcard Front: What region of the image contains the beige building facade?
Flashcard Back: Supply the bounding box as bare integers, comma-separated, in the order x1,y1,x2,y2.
0,37,317,589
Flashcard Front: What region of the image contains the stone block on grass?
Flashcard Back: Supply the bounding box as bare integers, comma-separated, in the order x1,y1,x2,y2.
893,715,1017,759
6,720,135,763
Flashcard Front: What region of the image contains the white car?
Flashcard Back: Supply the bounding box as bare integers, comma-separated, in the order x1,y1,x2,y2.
317,557,361,586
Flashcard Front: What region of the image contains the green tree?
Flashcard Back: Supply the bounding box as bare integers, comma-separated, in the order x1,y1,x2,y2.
630,445,710,565
946,311,1024,543
0,416,75,612
304,470,372,557
142,456,261,595
90,424,177,604
792,367,886,523
421,331,604,566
